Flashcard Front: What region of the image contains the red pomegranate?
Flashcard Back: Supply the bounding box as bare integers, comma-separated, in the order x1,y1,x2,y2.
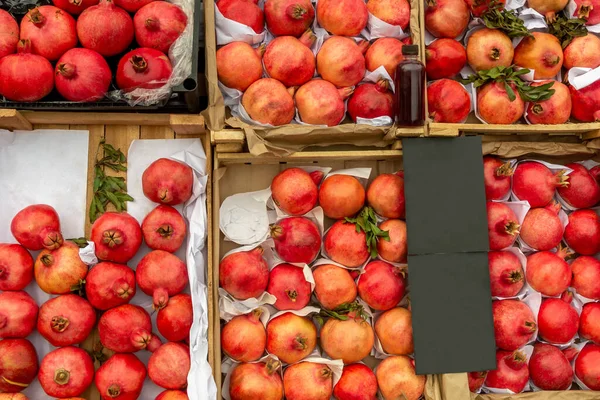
425,0,469,38
229,360,284,400
427,79,471,123
513,161,568,207
375,307,413,355
565,346,581,361
0,40,54,102
283,362,333,400
526,248,572,296
527,81,572,125
483,157,513,200
296,79,351,126
0,339,38,393
520,202,563,251
468,372,487,393
426,39,466,80
575,0,600,25
156,391,189,400
220,247,269,300
222,309,266,362
467,28,513,72
484,350,529,393
572,256,600,299
142,205,186,253
271,168,319,215
242,78,295,125
77,0,133,56
564,34,600,69
85,261,136,310
558,163,600,208
317,0,367,36
0,10,19,58
143,158,193,205
358,261,406,311
317,36,368,88
365,38,404,77
267,264,311,310
134,2,187,54
377,219,407,263
465,0,506,16
53,0,99,14
216,42,264,91
99,304,161,353
267,313,317,364
114,0,157,12
324,220,370,268
580,302,600,343
488,251,524,298
265,0,315,36
265,31,316,88
20,6,77,61
148,342,190,390
91,212,142,263
95,353,146,399
538,292,579,344
564,210,600,256
529,343,573,390
486,201,519,251
367,0,410,28
0,244,34,291
55,48,112,102
136,250,188,310
333,363,378,400
575,343,600,390
348,80,394,122
0,291,38,339
321,309,374,364
38,347,94,398
34,241,87,295
11,204,63,251
217,0,264,34
117,48,173,91
319,174,365,219
367,173,405,219
37,294,96,347
569,80,600,122
313,264,357,310
478,82,525,124
492,299,536,351
376,355,425,400
157,293,193,342
514,32,563,79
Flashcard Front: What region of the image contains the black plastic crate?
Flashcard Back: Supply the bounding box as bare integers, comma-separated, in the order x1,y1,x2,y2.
0,0,201,113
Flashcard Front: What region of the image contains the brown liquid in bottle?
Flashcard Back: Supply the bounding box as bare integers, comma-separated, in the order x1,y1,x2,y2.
394,45,425,127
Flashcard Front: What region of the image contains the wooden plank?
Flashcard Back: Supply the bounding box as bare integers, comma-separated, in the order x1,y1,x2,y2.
32,124,65,130
212,129,245,144
430,122,600,135
216,143,244,153
395,126,426,138
140,125,176,140
22,111,171,127
217,150,404,164
169,114,206,135
0,109,32,131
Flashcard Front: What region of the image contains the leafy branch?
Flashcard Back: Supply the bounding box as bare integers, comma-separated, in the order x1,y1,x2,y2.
67,237,89,248
548,12,588,48
318,301,369,322
344,207,389,258
482,1,531,38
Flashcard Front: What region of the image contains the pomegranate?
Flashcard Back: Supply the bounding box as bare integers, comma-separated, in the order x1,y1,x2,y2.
333,363,378,400
427,79,471,123
143,158,193,205
465,0,506,16
580,302,600,343
575,0,600,25
11,204,63,251
53,0,99,14
320,307,374,364
564,34,600,69
520,202,563,250
91,212,142,263
319,175,365,219
219,247,269,300
0,10,18,58
134,2,187,54
367,173,405,219
85,261,136,310
0,339,38,393
0,291,37,339
527,80,571,125
348,80,394,122
592,165,600,183
426,39,466,80
483,157,513,201
34,241,87,295
317,0,367,36
271,168,319,215
570,80,600,122
514,33,563,79
77,0,134,57
376,356,425,400
136,250,188,310
267,264,311,310
367,0,410,29
217,0,264,34
558,163,600,208
296,80,351,126
0,395,28,400
117,48,173,91
375,307,413,355
529,343,572,390
229,360,284,400
266,312,317,364
468,371,487,392
425,0,469,38
486,201,520,251
467,28,513,71
95,353,146,399
0,244,34,291
478,82,525,124
528,0,568,21
99,304,162,353
324,221,369,267
157,294,193,342
283,362,333,400
148,342,190,389
222,309,266,362
264,31,315,87
377,219,407,263
484,350,529,393
365,38,404,77
242,78,295,125
142,205,186,253
313,264,357,310
512,161,568,207
55,48,112,102
20,6,76,61
526,248,572,296
115,0,157,12
37,294,96,347
538,292,579,344
575,343,600,390
565,210,600,256
488,251,524,298
316,36,367,88
265,0,315,36
572,256,600,299
358,261,406,311
156,391,189,400
38,347,94,398
492,299,536,351
216,42,264,91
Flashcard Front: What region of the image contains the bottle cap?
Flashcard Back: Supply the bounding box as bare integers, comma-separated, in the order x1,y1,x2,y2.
402,45,419,55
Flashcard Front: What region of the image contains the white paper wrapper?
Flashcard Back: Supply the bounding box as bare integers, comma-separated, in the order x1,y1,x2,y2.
218,81,244,107
220,305,272,325
492,246,529,300
220,188,272,245
221,354,283,400
522,292,542,344
518,7,549,30
366,12,409,39
79,241,98,265
482,344,534,394
215,4,266,45
568,66,600,90
364,65,396,92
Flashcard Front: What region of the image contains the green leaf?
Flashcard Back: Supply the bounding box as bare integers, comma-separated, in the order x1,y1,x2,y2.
68,237,89,248
481,2,531,39
105,191,122,212
504,81,516,101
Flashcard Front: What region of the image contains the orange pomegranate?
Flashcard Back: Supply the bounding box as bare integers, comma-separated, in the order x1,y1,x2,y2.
216,42,264,91
266,312,317,364
320,307,375,364
365,37,404,76
375,307,414,355
317,0,368,36
263,30,316,87
564,34,600,69
478,82,525,124
513,32,563,80
242,78,295,126
367,0,410,29
376,355,425,400
526,81,571,125
467,28,513,71
296,80,352,126
229,360,284,400
317,36,367,87
319,174,366,219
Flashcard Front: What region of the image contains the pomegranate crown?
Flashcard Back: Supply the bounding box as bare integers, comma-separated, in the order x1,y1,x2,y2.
317,300,368,323
344,206,389,258
481,1,530,39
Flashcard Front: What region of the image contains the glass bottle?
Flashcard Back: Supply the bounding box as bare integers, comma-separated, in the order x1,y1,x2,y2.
394,45,425,127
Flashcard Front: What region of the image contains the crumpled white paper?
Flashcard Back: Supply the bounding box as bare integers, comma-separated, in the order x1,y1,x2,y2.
220,188,272,244
568,66,600,90
366,12,409,40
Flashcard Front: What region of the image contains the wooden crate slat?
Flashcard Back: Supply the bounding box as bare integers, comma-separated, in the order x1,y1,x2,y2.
141,125,176,140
